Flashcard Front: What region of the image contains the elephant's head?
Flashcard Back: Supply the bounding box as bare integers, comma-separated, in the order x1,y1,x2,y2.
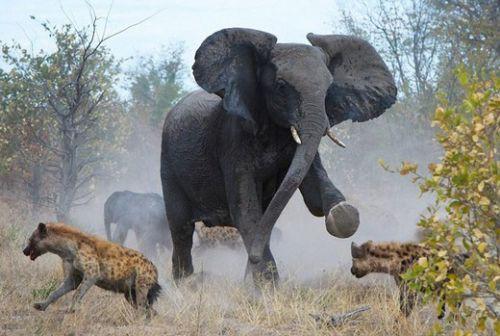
192,28,396,259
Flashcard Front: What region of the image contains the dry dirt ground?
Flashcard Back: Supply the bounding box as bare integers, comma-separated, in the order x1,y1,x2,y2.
0,200,442,336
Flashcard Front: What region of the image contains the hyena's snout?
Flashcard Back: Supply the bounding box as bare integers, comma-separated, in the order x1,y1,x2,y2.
350,265,367,278
22,245,31,256
23,244,40,260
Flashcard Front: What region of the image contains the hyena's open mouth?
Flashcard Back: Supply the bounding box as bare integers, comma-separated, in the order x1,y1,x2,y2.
23,246,40,261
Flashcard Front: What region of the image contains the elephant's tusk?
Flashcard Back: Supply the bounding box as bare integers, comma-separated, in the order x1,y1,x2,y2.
327,129,346,148
290,126,302,145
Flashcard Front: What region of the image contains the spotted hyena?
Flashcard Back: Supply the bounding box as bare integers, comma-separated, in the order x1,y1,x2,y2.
193,222,283,251
194,222,242,249
23,222,161,315
350,240,463,318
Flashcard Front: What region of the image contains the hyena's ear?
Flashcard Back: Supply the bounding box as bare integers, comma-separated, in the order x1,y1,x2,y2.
351,242,366,258
38,223,47,236
365,240,374,247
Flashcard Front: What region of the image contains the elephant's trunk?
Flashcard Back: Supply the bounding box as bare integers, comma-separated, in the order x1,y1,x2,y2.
249,102,327,263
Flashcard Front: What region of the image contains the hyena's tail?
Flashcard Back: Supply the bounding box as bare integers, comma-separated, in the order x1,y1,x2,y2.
147,282,162,305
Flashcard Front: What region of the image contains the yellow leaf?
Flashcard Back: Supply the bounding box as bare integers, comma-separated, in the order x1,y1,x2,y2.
418,257,428,268
478,181,485,192
478,242,487,253
489,279,497,291
474,123,485,132
403,162,418,174
437,250,447,257
484,112,495,125
479,197,490,206
435,273,446,282
473,228,484,239
472,92,484,101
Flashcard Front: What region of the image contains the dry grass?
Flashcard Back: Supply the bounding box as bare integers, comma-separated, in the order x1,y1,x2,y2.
0,200,437,336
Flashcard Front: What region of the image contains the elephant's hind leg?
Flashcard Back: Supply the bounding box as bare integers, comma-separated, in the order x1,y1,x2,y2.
163,179,194,282
112,224,129,245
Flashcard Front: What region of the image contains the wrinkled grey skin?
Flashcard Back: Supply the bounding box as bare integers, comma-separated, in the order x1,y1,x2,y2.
161,28,397,285
104,191,171,259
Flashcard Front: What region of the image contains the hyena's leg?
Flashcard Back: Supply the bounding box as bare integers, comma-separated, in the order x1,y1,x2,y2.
133,276,150,309
69,256,99,313
133,270,158,317
399,282,416,317
34,262,82,311
68,275,97,313
124,286,137,308
437,293,447,319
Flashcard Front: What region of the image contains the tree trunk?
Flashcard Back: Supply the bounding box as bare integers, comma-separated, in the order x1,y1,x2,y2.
28,162,43,218
56,116,77,223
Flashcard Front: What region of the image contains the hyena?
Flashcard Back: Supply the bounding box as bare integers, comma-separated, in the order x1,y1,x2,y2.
350,240,463,318
23,222,161,315
194,222,243,249
193,222,283,250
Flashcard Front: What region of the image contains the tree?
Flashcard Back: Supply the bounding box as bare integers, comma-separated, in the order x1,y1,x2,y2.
340,0,440,101
0,17,128,221
127,45,186,128
430,0,499,103
388,71,499,335
117,46,186,190
340,0,498,104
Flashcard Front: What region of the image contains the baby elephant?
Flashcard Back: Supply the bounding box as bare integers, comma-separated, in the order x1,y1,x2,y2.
104,191,171,259
23,222,161,315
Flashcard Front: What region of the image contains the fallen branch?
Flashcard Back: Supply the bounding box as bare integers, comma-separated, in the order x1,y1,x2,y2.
310,305,371,327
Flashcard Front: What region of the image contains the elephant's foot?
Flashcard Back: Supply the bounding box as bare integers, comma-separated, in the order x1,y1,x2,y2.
246,259,279,288
172,262,194,284
325,202,360,238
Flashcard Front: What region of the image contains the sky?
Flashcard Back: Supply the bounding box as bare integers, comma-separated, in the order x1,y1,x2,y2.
0,0,355,86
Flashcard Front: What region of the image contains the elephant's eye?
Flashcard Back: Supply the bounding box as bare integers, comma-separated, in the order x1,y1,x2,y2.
275,79,286,89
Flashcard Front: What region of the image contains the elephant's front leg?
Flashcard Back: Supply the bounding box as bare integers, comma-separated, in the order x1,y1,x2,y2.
299,154,360,238
224,167,278,285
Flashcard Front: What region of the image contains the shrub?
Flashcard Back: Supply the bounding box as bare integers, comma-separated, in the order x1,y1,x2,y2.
383,71,499,335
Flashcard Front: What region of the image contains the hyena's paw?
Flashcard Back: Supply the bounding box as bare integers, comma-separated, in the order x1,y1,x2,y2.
146,308,158,319
33,302,47,311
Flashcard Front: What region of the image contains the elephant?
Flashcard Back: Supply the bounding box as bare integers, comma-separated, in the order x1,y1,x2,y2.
104,191,172,259
160,28,396,284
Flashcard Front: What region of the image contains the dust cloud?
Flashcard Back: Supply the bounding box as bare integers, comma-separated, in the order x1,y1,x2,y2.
70,110,438,283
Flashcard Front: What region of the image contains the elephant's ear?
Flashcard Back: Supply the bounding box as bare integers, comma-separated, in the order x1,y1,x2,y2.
192,28,277,125
307,33,397,126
